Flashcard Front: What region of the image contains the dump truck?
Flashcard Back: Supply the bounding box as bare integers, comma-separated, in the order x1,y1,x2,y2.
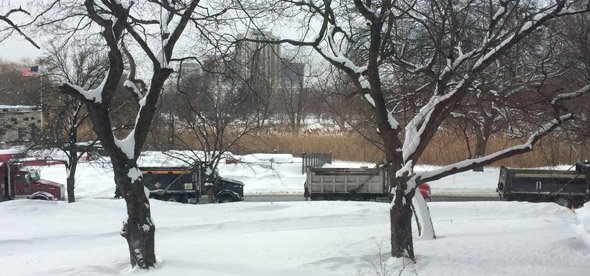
1,158,65,201
497,162,590,208
304,166,431,201
139,166,244,204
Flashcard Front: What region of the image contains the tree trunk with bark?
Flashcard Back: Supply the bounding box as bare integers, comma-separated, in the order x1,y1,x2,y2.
114,163,156,268
473,132,488,172
66,156,78,203
390,188,416,262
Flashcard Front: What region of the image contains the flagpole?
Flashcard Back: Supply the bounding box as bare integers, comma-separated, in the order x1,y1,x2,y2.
40,73,43,127
21,66,43,130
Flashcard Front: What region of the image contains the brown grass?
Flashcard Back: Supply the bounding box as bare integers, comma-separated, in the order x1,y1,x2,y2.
228,132,589,168
142,121,588,168
231,132,384,161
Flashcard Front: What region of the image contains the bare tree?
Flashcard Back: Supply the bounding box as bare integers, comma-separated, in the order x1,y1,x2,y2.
0,4,40,49
39,0,223,269
546,8,590,156
276,62,308,130
242,0,590,261
153,59,261,185
34,42,107,203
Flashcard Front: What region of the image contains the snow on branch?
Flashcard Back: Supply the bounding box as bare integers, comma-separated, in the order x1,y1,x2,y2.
317,26,367,77
473,2,568,70
157,2,174,69
402,91,454,162
315,25,400,130
417,114,573,183
551,83,590,105
124,80,144,102
62,72,108,104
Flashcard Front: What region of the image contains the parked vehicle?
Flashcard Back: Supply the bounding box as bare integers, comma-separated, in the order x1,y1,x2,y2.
497,162,590,208
1,158,65,201
139,166,244,204
304,166,431,202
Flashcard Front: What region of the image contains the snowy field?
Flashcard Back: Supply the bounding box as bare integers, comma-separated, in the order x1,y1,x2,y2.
2,151,590,275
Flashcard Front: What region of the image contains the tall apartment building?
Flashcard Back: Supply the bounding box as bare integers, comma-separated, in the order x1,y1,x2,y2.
236,31,282,84
280,60,305,89
183,31,305,90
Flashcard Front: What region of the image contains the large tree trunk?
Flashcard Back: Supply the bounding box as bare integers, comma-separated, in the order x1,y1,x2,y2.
390,184,416,262
114,165,156,268
66,156,78,203
383,138,417,260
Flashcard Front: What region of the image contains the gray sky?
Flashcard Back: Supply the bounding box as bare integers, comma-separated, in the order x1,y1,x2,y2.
1,36,44,63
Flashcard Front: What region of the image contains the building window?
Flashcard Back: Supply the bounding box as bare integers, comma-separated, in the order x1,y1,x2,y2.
18,128,26,140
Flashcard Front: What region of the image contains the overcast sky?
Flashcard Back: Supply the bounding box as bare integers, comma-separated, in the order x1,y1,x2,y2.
1,36,44,64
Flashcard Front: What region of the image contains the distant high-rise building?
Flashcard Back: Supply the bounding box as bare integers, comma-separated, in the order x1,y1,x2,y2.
179,62,200,76
236,31,282,84
281,60,305,89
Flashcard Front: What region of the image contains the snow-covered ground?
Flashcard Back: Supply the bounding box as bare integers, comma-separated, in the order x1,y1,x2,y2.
2,152,590,275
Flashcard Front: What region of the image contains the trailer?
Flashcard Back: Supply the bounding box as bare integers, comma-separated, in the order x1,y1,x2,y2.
497,162,590,208
139,166,244,204
304,166,431,201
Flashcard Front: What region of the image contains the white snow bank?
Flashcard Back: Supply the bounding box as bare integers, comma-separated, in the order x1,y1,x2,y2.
237,153,295,163
0,200,589,275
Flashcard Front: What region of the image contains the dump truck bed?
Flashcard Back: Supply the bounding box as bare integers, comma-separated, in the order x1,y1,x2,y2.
305,167,388,200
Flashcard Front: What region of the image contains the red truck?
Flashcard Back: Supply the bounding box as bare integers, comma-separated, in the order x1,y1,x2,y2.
1,157,65,201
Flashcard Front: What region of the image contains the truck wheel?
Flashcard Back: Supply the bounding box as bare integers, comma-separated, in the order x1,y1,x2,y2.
187,197,198,204
167,196,179,202
217,196,233,203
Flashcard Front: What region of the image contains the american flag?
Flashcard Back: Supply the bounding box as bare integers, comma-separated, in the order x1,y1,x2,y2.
21,66,40,77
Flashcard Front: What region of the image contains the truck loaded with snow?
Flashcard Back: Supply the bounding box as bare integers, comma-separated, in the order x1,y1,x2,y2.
304,166,431,201
1,158,65,201
139,166,244,204
497,162,590,208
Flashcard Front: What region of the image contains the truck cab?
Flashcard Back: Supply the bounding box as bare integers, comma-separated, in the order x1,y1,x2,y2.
1,161,65,201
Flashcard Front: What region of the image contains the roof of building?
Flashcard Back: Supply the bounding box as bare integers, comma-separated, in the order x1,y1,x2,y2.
0,105,40,110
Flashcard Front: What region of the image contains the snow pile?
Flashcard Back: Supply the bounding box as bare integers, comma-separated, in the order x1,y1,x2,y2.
3,150,590,275
1,200,589,275
219,156,303,194
574,204,590,246
299,116,346,134
237,153,295,163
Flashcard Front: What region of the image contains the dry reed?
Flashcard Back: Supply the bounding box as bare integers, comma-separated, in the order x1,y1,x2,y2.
228,132,589,168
